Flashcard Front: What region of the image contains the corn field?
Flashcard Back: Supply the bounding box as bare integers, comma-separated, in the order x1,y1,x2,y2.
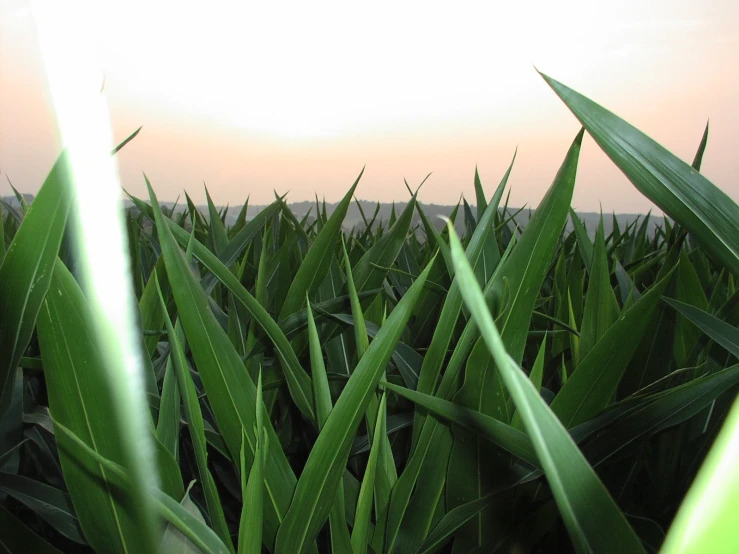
1,73,738,553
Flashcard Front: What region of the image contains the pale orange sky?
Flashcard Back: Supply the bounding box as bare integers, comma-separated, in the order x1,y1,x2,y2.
1,0,737,212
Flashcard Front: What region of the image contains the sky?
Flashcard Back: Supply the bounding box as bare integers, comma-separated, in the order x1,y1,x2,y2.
1,0,737,213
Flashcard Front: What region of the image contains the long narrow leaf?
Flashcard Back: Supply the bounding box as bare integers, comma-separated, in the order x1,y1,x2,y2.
541,72,739,276
275,255,434,554
0,153,72,417
448,220,645,553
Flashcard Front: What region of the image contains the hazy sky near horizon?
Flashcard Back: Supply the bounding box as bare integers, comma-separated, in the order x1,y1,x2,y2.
1,0,737,213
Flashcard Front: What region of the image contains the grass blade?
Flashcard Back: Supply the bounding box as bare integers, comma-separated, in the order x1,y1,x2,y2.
663,298,739,360
239,371,267,554
383,382,536,465
110,126,142,156
351,392,387,554
139,186,316,425
352,194,417,294
0,153,72,417
159,482,209,553
414,153,513,438
384,133,579,554
307,296,354,553
541,72,739,276
0,472,84,543
550,271,672,428
578,218,619,359
147,181,304,550
279,169,363,319
447,219,645,553
51,419,231,554
37,260,153,552
275,255,434,554
155,274,234,552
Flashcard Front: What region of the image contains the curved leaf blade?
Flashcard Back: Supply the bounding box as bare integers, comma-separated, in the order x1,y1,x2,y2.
448,220,645,554
274,255,434,554
0,153,72,417
541,72,739,276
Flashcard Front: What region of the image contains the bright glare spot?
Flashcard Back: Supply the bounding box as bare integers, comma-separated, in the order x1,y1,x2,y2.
32,0,159,495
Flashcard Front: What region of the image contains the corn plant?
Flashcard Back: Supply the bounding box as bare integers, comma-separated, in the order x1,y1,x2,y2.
1,71,738,554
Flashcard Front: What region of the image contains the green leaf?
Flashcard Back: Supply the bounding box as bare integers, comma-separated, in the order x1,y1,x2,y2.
0,153,72,417
0,505,64,553
384,133,580,554
672,252,709,366
51,419,231,554
143,186,316,425
351,392,387,554
541,72,739,276
146,181,304,551
155,274,234,552
657,395,739,554
383,383,536,466
569,209,593,271
446,336,510,551
0,368,22,476
663,298,739,360
306,296,354,553
159,482,209,553
447,219,645,553
205,184,229,255
342,236,370,359
279,169,363,319
474,166,487,222
37,260,153,553
352,194,417,294
111,126,142,155
691,120,709,171
580,363,739,469
311,309,422,390
0,472,85,544
239,371,266,554
415,153,513,433
343,235,397,532
153,433,185,502
551,270,672,428
127,192,281,297
492,131,583,365
274,254,434,554
512,335,547,430
415,492,505,554
156,359,181,461
578,218,619,360
0,206,6,261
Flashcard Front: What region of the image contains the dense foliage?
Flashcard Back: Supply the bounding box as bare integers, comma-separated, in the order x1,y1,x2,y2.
1,74,738,553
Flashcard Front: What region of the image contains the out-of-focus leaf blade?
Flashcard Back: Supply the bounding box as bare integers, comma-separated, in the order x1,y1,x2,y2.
660,397,739,554
52,419,231,554
37,260,151,553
